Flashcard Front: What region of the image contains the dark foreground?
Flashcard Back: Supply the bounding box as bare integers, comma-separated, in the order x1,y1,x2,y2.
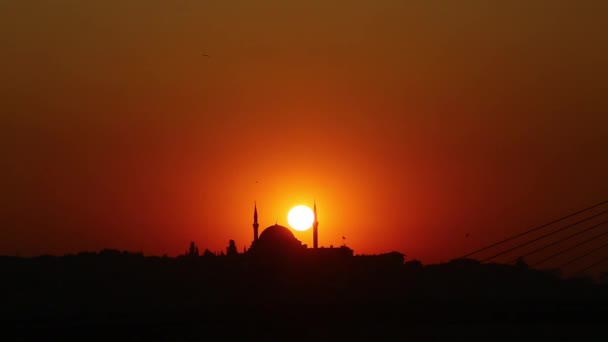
2,254,606,340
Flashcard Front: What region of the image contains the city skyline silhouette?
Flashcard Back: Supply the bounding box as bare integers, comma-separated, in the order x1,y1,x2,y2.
2,199,608,339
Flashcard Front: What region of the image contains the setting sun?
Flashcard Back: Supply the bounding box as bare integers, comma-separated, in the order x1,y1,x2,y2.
287,205,315,231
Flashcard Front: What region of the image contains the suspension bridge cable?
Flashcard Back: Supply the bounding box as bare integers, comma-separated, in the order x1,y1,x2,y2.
558,241,608,269
513,219,608,264
480,209,608,263
572,255,608,276
459,199,608,259
532,229,608,267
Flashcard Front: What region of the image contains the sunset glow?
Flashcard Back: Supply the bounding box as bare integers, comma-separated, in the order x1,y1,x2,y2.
0,1,607,266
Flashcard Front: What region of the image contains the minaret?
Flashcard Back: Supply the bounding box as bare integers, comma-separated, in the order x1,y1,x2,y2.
313,200,319,249
253,202,259,242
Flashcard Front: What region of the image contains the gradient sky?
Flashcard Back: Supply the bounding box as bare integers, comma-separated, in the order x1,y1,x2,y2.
1,1,607,269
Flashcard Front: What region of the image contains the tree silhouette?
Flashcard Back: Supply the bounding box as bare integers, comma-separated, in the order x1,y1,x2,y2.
226,240,238,256
186,241,199,257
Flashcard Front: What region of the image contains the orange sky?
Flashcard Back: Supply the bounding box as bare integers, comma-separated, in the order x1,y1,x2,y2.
1,1,608,267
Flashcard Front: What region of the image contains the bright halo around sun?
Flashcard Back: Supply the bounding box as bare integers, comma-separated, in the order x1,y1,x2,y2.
287,205,315,231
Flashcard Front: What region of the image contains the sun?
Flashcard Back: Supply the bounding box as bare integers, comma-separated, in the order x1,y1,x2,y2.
287,205,315,231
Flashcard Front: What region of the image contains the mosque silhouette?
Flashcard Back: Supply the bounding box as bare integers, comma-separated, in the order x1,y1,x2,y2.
245,202,354,259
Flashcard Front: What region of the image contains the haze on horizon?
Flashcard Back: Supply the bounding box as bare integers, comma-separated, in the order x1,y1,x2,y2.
1,1,607,264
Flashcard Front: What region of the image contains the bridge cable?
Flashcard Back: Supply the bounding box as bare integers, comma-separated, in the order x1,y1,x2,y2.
558,241,608,269
459,199,608,259
511,219,608,264
572,255,608,276
532,229,608,267
480,209,608,263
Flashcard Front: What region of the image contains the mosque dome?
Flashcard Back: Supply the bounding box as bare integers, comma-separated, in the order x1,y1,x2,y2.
249,224,304,257
258,224,296,243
